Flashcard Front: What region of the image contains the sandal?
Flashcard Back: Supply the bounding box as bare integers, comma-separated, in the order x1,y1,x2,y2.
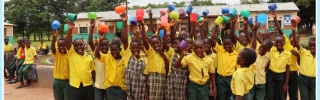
15,85,24,89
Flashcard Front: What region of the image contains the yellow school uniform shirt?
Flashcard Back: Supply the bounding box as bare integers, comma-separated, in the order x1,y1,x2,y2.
68,45,95,88
122,48,148,74
16,48,22,59
4,43,13,52
269,47,291,73
214,43,238,76
181,53,215,85
144,45,175,74
99,53,126,90
52,51,69,80
38,43,47,50
23,46,37,64
94,58,106,89
235,42,250,53
231,67,255,96
253,52,270,85
299,46,316,77
207,52,218,69
282,35,299,71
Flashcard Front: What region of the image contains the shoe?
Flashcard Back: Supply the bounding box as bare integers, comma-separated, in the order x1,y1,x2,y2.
15,85,24,89
5,78,12,82
10,79,17,83
6,81,13,84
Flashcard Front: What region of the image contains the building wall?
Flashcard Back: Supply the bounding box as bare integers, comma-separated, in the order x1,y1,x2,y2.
72,11,297,39
4,25,14,44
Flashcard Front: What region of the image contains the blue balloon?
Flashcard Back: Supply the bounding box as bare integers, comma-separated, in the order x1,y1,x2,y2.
159,29,164,38
248,17,253,25
257,13,268,26
52,20,60,30
131,17,138,26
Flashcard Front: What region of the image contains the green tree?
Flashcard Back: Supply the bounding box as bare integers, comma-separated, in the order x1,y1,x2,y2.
191,0,214,6
86,0,126,12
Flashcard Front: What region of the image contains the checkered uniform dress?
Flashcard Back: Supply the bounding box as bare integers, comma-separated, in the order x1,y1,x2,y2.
166,53,189,100
4,52,13,68
125,56,147,100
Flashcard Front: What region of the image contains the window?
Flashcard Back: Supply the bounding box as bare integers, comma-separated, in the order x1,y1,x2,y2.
79,27,88,33
268,20,282,29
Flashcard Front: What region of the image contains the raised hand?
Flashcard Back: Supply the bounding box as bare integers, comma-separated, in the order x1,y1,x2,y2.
272,11,277,19
53,30,58,37
148,12,153,18
231,15,238,23
90,20,95,28
68,21,75,30
120,12,127,22
243,17,248,25
253,22,260,31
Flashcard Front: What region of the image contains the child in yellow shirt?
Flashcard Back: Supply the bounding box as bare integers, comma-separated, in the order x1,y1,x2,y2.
231,48,257,100
51,30,70,100
249,23,273,100
66,22,95,100
174,39,216,100
212,18,239,100
291,25,316,100
17,39,37,88
204,38,218,100
4,37,13,79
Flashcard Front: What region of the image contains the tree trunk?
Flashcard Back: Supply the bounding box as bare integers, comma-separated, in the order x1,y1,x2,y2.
40,30,43,39
48,30,51,41
34,33,36,41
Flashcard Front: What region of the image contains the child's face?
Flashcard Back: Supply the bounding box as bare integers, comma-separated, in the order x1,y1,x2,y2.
178,31,188,38
4,38,8,43
57,40,67,54
185,38,193,52
173,40,181,52
26,41,31,48
260,32,270,41
258,43,269,56
40,39,44,44
130,42,141,57
309,40,316,55
73,40,85,55
290,34,300,47
181,26,188,32
222,39,233,52
193,41,205,58
239,33,248,46
100,40,109,54
237,51,244,65
19,42,25,48
110,45,121,59
150,38,162,51
275,37,285,51
203,39,212,52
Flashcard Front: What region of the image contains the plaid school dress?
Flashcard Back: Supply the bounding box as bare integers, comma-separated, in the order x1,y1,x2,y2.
166,53,189,100
125,56,147,100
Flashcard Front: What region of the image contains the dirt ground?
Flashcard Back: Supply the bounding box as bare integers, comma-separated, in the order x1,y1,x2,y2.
4,80,54,100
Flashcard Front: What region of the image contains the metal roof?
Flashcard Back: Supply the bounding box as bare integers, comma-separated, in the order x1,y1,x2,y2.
74,2,299,21
4,22,15,26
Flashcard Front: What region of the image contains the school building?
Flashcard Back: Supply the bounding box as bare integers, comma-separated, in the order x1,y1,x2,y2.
4,22,15,44
71,2,299,41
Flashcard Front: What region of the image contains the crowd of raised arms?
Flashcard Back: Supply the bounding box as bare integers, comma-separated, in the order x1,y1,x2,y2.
3,4,316,100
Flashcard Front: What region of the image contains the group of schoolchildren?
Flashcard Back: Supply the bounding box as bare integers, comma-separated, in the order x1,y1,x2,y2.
3,7,315,100
4,37,37,89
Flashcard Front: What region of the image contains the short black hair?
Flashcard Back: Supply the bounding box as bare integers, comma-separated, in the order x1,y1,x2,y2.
58,37,66,41
240,48,257,66
110,41,121,49
275,34,285,40
151,36,162,42
25,39,31,42
4,37,8,39
130,39,141,45
263,39,273,50
194,38,204,45
174,37,184,42
222,34,234,43
309,36,316,42
18,39,25,43
204,38,213,45
289,33,300,39
73,38,83,44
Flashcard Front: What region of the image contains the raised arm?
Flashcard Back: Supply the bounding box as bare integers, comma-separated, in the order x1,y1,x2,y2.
140,21,149,50
199,21,205,39
120,13,129,50
204,16,209,38
51,30,57,54
174,49,187,68
243,17,251,43
148,12,156,34
211,25,219,47
190,22,196,39
230,16,238,45
250,22,260,50
292,24,300,50
66,22,75,50
88,21,96,51
163,26,169,51
170,21,177,46
95,34,105,59
272,12,284,35
174,18,181,35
